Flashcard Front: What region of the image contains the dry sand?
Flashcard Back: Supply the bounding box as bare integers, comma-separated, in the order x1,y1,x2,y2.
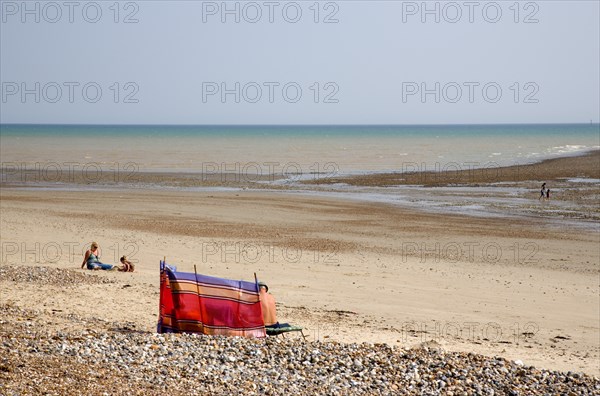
1,154,599,378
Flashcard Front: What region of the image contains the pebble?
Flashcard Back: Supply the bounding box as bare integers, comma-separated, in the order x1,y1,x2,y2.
0,265,114,286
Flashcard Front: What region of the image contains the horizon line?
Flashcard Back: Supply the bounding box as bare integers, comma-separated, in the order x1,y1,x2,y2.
2,122,599,128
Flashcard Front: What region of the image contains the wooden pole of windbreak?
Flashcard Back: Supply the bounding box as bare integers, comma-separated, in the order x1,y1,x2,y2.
254,272,261,301
158,257,167,333
193,265,204,331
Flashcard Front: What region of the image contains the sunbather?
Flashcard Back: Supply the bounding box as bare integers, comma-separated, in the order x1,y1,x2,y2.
258,281,290,329
119,255,135,272
81,242,115,270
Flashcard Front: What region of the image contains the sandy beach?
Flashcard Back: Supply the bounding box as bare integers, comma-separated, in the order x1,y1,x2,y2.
1,151,599,392
3,0,599,390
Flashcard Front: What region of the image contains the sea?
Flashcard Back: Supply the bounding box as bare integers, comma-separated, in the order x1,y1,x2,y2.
2,123,599,228
1,124,598,176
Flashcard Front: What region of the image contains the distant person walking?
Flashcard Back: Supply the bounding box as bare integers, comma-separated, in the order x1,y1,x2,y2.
539,183,546,201
546,189,550,201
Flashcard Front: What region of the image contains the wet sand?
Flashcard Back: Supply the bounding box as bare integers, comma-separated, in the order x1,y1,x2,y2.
2,149,598,189
304,150,600,187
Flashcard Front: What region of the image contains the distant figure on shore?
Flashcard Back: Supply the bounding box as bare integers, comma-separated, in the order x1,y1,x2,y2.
81,242,114,270
119,255,135,272
546,189,551,200
539,183,546,200
258,281,290,330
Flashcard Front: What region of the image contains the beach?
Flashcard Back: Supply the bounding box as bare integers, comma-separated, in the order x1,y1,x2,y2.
1,148,599,394
3,0,599,390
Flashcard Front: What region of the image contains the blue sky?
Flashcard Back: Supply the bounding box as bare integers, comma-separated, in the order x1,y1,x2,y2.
1,1,599,124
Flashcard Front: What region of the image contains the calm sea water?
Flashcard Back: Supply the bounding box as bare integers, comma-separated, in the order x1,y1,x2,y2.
1,124,598,174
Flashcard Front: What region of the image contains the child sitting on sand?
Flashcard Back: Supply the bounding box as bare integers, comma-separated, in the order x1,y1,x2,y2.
119,256,135,272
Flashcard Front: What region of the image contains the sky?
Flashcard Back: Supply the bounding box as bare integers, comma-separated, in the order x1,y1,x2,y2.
1,0,599,125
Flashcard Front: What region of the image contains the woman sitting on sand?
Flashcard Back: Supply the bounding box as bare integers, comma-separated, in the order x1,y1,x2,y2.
119,256,135,272
81,242,115,270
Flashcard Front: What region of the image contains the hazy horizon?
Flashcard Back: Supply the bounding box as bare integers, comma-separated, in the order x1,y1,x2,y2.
2,122,600,127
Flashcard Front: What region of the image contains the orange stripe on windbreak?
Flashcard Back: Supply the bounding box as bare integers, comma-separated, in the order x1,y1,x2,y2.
175,319,264,331
169,280,259,303
176,321,265,337
175,321,205,333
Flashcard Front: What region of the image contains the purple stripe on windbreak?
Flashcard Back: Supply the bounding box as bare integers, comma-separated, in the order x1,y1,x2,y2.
166,268,258,293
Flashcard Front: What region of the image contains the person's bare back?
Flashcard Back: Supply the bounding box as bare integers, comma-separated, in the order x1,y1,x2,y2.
258,282,277,326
